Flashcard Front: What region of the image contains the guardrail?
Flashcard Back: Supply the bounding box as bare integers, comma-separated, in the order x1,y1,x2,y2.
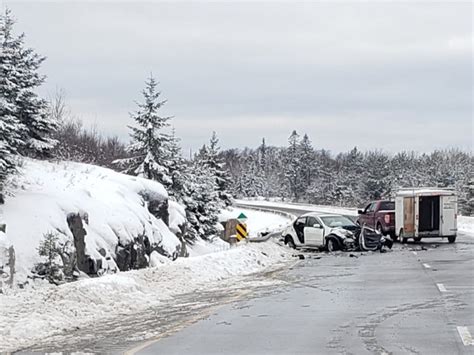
234,203,297,220
233,203,295,243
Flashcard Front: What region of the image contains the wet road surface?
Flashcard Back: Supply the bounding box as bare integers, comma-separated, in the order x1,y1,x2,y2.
134,235,474,355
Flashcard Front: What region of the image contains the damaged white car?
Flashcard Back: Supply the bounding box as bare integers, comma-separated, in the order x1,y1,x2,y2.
282,213,358,251
282,212,393,252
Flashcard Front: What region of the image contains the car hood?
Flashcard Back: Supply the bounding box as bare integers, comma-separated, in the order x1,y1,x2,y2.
330,227,355,239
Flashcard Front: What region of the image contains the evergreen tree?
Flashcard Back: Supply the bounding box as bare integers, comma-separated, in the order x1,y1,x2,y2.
166,128,187,201
284,130,304,200
258,137,267,175
299,133,315,194
0,9,57,158
198,132,233,207
182,159,221,242
117,75,172,187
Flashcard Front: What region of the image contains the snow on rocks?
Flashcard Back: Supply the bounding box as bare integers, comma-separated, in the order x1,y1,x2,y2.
0,241,293,352
0,158,183,282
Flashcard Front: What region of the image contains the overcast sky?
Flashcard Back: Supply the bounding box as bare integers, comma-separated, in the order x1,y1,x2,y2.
4,1,473,154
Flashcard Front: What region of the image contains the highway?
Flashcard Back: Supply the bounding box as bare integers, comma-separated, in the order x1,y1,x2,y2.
132,203,474,354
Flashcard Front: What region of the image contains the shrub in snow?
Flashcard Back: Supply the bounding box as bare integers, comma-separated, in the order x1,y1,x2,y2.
33,231,68,284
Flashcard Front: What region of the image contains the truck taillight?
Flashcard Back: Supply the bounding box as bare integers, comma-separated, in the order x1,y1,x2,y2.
384,214,390,224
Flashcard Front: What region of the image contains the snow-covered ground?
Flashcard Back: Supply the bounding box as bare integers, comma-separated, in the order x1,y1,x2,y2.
0,240,293,352
219,207,292,236
458,216,474,235
0,166,295,352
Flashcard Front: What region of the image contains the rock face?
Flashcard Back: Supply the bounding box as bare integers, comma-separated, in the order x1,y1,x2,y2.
139,190,170,226
67,213,91,275
66,191,188,276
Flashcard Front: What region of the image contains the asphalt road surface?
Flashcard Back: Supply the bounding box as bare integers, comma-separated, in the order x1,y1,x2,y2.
19,204,474,354
133,204,474,355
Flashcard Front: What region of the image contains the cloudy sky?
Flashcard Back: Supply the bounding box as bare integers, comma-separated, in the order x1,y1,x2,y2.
4,1,473,154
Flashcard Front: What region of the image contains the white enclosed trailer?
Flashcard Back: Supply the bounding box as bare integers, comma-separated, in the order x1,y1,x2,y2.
395,188,457,243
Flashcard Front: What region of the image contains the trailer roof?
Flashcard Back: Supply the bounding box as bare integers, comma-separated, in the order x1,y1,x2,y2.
396,188,456,197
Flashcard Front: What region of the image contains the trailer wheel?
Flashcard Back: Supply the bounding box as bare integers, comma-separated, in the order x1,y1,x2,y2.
448,236,456,243
399,229,408,243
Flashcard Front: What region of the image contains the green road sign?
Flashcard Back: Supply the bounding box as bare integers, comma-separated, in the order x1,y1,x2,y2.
237,212,248,221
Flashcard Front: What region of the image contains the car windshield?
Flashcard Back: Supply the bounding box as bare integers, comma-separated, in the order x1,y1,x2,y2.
320,215,356,228
379,201,395,210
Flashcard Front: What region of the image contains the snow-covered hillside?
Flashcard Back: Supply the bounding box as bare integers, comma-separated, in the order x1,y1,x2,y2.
0,159,185,283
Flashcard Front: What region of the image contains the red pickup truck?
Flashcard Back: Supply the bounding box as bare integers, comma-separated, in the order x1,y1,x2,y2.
357,200,395,238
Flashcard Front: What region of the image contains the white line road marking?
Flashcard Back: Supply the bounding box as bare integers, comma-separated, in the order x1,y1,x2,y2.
447,286,474,289
412,251,418,255
436,283,447,293
457,326,474,346
422,263,431,269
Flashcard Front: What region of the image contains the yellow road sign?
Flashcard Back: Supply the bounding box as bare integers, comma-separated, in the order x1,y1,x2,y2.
236,223,248,241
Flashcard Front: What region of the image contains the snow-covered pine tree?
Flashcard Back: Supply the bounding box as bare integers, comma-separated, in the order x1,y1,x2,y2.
284,130,304,200
198,132,233,207
182,158,221,242
258,138,267,176
165,127,189,202
360,150,392,200
299,133,315,197
117,75,173,187
0,9,57,158
0,98,21,192
0,10,24,191
234,154,265,198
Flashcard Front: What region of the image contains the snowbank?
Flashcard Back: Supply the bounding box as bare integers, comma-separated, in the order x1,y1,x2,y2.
458,216,474,235
0,158,182,282
0,241,292,352
220,207,292,236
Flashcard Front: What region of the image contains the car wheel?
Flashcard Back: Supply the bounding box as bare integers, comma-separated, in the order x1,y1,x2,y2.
399,229,408,243
448,236,456,243
285,235,296,249
413,237,422,243
326,237,339,252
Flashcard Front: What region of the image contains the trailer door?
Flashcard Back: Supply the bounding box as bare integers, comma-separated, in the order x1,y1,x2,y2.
404,197,415,236
441,195,457,236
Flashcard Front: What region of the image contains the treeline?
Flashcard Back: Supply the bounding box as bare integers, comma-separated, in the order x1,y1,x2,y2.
223,131,474,215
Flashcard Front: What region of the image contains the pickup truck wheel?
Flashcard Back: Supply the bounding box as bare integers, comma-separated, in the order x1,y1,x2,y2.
285,235,296,249
448,236,456,243
326,237,339,252
414,237,422,243
376,223,384,235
